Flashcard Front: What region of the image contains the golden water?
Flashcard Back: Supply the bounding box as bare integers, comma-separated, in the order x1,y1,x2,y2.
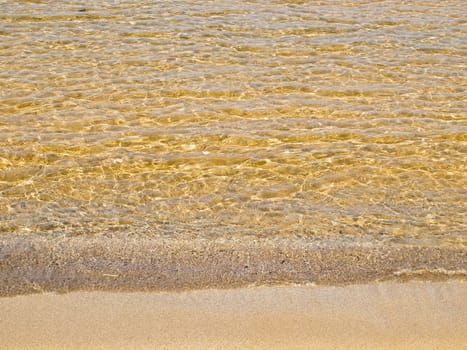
0,0,465,245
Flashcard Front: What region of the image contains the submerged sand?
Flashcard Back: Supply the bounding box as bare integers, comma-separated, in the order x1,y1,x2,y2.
0,281,466,350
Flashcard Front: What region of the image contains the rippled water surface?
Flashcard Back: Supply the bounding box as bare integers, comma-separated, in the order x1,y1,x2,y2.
0,0,465,245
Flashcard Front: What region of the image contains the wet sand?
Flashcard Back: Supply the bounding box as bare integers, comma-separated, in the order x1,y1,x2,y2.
1,234,466,296
1,234,465,348
0,281,466,350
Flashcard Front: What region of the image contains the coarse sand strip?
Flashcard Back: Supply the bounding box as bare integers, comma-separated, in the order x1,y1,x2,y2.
1,234,466,296
0,281,466,350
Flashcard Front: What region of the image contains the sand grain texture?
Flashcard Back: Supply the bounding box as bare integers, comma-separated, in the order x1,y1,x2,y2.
1,281,466,350
1,235,466,296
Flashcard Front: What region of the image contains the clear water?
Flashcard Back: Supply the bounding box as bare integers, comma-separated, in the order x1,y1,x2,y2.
0,0,465,246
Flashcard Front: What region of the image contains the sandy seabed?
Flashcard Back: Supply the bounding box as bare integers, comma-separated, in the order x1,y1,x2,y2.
0,281,466,350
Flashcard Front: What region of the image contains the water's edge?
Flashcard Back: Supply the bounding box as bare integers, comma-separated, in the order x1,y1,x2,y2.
1,234,465,297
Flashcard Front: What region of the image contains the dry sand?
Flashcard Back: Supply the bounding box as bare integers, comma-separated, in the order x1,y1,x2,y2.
1,281,466,350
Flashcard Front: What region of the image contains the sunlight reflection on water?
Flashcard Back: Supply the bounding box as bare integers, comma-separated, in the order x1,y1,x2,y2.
0,0,465,246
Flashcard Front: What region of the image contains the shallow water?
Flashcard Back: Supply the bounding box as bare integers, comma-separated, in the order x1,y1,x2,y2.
0,0,465,245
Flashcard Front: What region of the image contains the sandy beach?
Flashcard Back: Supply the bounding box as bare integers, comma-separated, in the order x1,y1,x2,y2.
1,234,465,349
1,234,466,296
1,281,466,350
1,1,466,348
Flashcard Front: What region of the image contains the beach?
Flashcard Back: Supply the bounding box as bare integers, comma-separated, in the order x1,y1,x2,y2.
1,281,466,350
1,0,466,348
1,234,465,296
1,234,465,348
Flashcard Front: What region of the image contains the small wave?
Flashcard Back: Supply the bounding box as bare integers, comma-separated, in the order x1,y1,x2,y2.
394,268,467,278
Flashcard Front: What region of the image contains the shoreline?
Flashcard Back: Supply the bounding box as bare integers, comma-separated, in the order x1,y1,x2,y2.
1,234,466,296
1,280,466,350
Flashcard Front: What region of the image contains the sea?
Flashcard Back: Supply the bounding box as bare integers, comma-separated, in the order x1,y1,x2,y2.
0,0,465,249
